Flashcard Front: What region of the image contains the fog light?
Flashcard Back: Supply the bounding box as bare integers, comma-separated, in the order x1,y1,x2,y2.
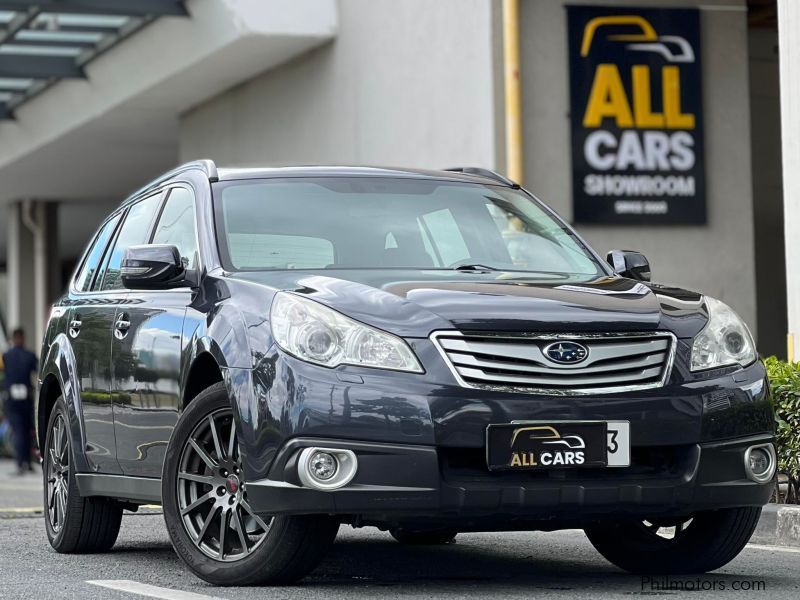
744,444,776,484
749,449,769,475
298,447,358,490
309,451,337,481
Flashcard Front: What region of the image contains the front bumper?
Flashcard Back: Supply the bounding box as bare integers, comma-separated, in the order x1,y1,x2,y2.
246,433,775,524
233,339,774,527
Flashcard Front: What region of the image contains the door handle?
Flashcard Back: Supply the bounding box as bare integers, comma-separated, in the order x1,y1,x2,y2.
68,317,82,338
114,315,131,340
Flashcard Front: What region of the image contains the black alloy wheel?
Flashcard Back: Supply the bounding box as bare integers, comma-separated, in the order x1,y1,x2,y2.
43,396,122,553
162,382,339,586
176,407,271,561
585,508,762,574
45,411,70,534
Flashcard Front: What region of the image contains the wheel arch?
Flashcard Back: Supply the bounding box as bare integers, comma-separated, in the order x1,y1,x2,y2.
178,332,265,480
37,373,62,451
182,351,224,408
36,333,91,473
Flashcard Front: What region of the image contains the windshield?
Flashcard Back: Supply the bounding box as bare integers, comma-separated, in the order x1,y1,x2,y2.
213,177,603,275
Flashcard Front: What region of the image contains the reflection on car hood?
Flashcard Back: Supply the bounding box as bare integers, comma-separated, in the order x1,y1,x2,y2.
227,269,707,338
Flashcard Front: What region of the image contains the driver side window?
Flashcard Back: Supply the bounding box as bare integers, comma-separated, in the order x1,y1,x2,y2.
98,193,162,291
74,214,121,292
152,187,199,270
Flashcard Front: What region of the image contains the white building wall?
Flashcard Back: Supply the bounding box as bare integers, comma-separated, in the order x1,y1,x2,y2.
179,0,498,170
521,0,758,333
750,28,785,358
779,0,800,359
181,0,761,337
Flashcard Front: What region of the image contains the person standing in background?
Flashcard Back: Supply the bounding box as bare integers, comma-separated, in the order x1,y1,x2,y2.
2,328,38,475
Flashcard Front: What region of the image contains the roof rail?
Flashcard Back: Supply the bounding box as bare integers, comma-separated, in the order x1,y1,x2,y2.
123,159,219,204
188,158,219,182
444,166,519,189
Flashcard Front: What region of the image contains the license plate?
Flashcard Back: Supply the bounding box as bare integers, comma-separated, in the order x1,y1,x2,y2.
486,421,630,470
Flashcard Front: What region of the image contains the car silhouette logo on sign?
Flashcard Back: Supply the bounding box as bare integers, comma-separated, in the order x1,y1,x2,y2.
544,341,589,364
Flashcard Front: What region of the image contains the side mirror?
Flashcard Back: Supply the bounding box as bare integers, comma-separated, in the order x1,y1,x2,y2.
121,244,192,290
606,250,651,282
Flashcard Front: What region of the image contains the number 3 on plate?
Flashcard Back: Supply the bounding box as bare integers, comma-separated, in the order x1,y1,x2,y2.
605,422,631,467
607,429,618,453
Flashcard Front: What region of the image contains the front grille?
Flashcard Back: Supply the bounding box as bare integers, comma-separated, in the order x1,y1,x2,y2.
431,331,675,395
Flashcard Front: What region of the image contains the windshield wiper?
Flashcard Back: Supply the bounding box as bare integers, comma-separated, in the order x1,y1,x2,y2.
452,263,501,272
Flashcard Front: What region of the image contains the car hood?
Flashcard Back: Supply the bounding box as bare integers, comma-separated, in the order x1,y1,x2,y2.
227,269,707,339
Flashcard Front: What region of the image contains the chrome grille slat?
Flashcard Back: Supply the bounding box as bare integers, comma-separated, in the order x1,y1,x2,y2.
449,351,666,375
455,365,663,386
431,331,676,395
438,337,669,369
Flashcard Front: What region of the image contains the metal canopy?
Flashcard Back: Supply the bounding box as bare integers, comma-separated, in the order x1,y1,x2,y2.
0,1,187,119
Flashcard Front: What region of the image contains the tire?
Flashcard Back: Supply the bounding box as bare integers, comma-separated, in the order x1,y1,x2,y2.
43,396,123,553
390,527,458,545
584,507,762,574
162,382,339,586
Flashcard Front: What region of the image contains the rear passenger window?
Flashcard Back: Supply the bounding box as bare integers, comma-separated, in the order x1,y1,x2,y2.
74,214,121,291
99,194,162,291
152,188,199,270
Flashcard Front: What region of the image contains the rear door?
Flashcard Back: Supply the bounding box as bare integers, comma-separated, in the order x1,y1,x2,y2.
67,213,123,474
112,186,201,477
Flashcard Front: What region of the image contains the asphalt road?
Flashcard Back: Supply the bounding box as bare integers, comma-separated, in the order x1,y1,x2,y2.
1,460,800,600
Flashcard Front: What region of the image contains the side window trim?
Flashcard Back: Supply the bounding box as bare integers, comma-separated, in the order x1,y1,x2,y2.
87,213,124,291
92,208,128,292
72,212,124,294
144,189,167,245
152,184,203,272
97,191,165,292
71,220,104,287
147,189,170,244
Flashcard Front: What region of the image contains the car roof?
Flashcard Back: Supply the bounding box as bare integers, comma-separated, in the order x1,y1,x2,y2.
215,165,509,187
121,162,515,207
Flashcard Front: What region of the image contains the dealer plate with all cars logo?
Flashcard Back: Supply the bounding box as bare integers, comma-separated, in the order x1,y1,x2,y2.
486,421,630,470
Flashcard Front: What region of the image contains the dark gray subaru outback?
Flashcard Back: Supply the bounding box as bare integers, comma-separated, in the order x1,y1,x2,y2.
37,161,774,585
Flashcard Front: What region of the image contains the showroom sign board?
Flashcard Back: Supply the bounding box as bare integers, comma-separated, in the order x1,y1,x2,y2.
567,6,706,224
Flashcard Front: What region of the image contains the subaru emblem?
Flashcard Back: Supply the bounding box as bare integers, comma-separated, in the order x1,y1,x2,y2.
543,341,589,364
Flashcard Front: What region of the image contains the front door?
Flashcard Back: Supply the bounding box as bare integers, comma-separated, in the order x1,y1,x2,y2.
112,292,187,477
112,186,201,477
80,191,164,475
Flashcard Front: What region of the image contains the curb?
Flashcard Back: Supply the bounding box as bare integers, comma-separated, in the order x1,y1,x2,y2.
751,504,800,547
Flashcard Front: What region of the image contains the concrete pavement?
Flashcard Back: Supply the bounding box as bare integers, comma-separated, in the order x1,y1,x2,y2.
0,459,43,511
1,459,799,599
752,503,800,547
2,511,800,599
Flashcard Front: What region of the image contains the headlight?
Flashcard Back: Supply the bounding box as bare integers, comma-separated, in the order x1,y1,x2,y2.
690,297,756,371
270,292,423,372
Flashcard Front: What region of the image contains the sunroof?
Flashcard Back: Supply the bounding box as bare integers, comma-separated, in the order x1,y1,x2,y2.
0,1,188,119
